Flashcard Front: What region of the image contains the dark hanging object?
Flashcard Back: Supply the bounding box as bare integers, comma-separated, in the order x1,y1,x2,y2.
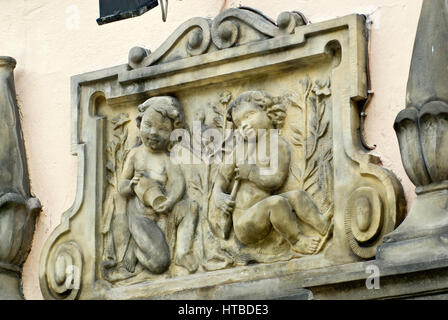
97,0,159,25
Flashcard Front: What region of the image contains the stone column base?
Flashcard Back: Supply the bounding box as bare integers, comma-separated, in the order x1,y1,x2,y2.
0,269,23,300
377,186,448,264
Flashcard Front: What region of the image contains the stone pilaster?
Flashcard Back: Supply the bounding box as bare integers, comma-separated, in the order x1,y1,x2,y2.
0,56,41,299
377,0,448,263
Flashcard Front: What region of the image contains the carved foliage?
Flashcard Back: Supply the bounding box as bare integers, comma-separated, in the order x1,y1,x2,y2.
395,101,448,187
101,113,131,280
0,193,40,268
190,91,234,270
286,77,333,214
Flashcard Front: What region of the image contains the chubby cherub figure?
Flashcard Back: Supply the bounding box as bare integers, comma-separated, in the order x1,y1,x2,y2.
213,91,332,255
119,96,198,275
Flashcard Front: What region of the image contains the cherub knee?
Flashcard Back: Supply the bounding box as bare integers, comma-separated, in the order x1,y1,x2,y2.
268,196,293,223
234,214,271,245
268,195,290,209
234,222,257,245
136,242,170,274
147,249,170,274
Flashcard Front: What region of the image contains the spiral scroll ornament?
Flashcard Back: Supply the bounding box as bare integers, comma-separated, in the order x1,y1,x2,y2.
212,20,240,49
344,187,384,258
128,17,211,68
45,241,83,300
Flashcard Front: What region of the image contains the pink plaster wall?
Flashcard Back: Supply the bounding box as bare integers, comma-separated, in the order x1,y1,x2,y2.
0,0,422,299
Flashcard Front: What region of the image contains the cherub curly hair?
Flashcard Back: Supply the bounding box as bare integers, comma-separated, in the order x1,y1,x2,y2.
136,96,185,130
226,91,286,128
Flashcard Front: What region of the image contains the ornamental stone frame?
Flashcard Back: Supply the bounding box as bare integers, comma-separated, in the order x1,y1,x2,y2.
39,8,405,300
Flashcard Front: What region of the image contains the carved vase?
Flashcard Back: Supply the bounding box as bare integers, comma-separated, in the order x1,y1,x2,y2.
0,57,41,299
377,0,448,262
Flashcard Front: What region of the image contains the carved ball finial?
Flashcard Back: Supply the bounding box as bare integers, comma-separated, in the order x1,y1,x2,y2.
129,47,150,65
277,11,307,34
277,12,292,29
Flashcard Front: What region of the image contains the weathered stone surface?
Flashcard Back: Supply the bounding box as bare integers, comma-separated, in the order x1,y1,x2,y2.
0,272,22,300
377,0,448,264
0,56,41,299
39,8,405,300
93,256,448,299
406,0,448,110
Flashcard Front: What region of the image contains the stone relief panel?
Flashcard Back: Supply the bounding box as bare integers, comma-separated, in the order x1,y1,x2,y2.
99,75,336,285
40,8,406,299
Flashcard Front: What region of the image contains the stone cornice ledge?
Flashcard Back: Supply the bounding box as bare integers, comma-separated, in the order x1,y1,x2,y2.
153,257,448,300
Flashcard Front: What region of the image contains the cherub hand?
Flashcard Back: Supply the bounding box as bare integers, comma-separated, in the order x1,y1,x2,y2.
154,199,173,214
214,191,235,215
235,164,253,181
130,172,143,189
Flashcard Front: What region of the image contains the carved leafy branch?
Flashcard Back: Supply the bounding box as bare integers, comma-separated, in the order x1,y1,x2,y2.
287,77,332,195
317,148,333,196
190,91,234,213
105,113,131,191
190,173,204,196
307,97,329,160
102,114,131,269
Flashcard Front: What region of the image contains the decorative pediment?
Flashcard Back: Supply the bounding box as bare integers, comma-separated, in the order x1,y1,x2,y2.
128,8,307,69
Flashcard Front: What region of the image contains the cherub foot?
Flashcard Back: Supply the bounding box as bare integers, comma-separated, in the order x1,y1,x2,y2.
175,252,199,273
122,252,137,273
105,266,135,282
202,252,233,271
291,235,321,255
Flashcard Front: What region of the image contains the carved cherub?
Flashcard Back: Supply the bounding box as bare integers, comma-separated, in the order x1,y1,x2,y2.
213,91,332,255
118,96,198,275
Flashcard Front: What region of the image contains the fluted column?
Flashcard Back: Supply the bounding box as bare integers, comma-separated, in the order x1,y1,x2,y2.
0,57,41,299
377,0,448,263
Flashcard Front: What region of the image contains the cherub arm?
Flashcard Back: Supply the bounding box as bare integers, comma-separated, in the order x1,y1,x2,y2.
153,162,185,214
214,163,234,193
164,162,185,206
213,163,236,215
118,149,137,197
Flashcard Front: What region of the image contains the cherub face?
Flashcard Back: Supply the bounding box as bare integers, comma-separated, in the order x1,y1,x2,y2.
140,108,173,152
231,102,272,140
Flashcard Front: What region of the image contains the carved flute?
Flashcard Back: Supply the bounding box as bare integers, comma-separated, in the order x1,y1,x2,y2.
230,178,239,201
230,137,255,201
